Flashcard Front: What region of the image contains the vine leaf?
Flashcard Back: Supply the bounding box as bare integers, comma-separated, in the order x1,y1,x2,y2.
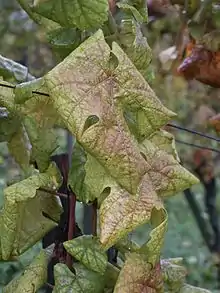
0,113,30,171
99,177,162,250
32,0,109,30
161,258,187,291
139,139,196,197
0,163,62,260
114,253,163,293
139,209,167,266
23,116,58,172
68,142,115,204
15,79,59,172
47,27,82,59
104,263,120,292
53,263,105,293
2,249,51,293
99,142,198,249
7,125,31,171
117,3,147,22
43,29,176,195
118,19,152,80
148,130,180,162
0,114,20,142
63,235,108,275
0,80,15,110
114,210,167,292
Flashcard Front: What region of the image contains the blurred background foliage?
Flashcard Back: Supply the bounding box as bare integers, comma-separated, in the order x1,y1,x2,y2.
0,0,220,291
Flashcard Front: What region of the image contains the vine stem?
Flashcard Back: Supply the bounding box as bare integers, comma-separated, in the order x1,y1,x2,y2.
65,131,76,269
46,283,54,289
92,200,98,236
66,190,76,269
38,187,68,198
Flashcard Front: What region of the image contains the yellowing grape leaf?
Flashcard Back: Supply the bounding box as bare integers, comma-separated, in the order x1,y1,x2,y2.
43,29,176,195
2,248,51,293
148,130,180,162
53,263,105,293
139,139,196,197
64,235,108,275
33,0,109,30
114,253,163,293
99,176,162,249
0,163,62,260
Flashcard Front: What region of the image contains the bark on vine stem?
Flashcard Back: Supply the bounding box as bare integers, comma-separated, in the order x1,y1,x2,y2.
65,131,76,270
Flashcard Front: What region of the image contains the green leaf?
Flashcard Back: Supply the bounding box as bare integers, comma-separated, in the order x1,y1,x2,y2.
118,0,148,22
2,249,51,293
118,19,152,80
24,116,58,172
188,21,205,40
0,54,35,83
7,125,30,171
0,114,20,142
114,253,163,293
139,209,167,266
104,263,120,291
68,142,114,203
53,263,105,293
117,3,145,22
33,0,109,30
15,79,59,172
64,235,108,275
0,163,62,260
47,27,82,59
